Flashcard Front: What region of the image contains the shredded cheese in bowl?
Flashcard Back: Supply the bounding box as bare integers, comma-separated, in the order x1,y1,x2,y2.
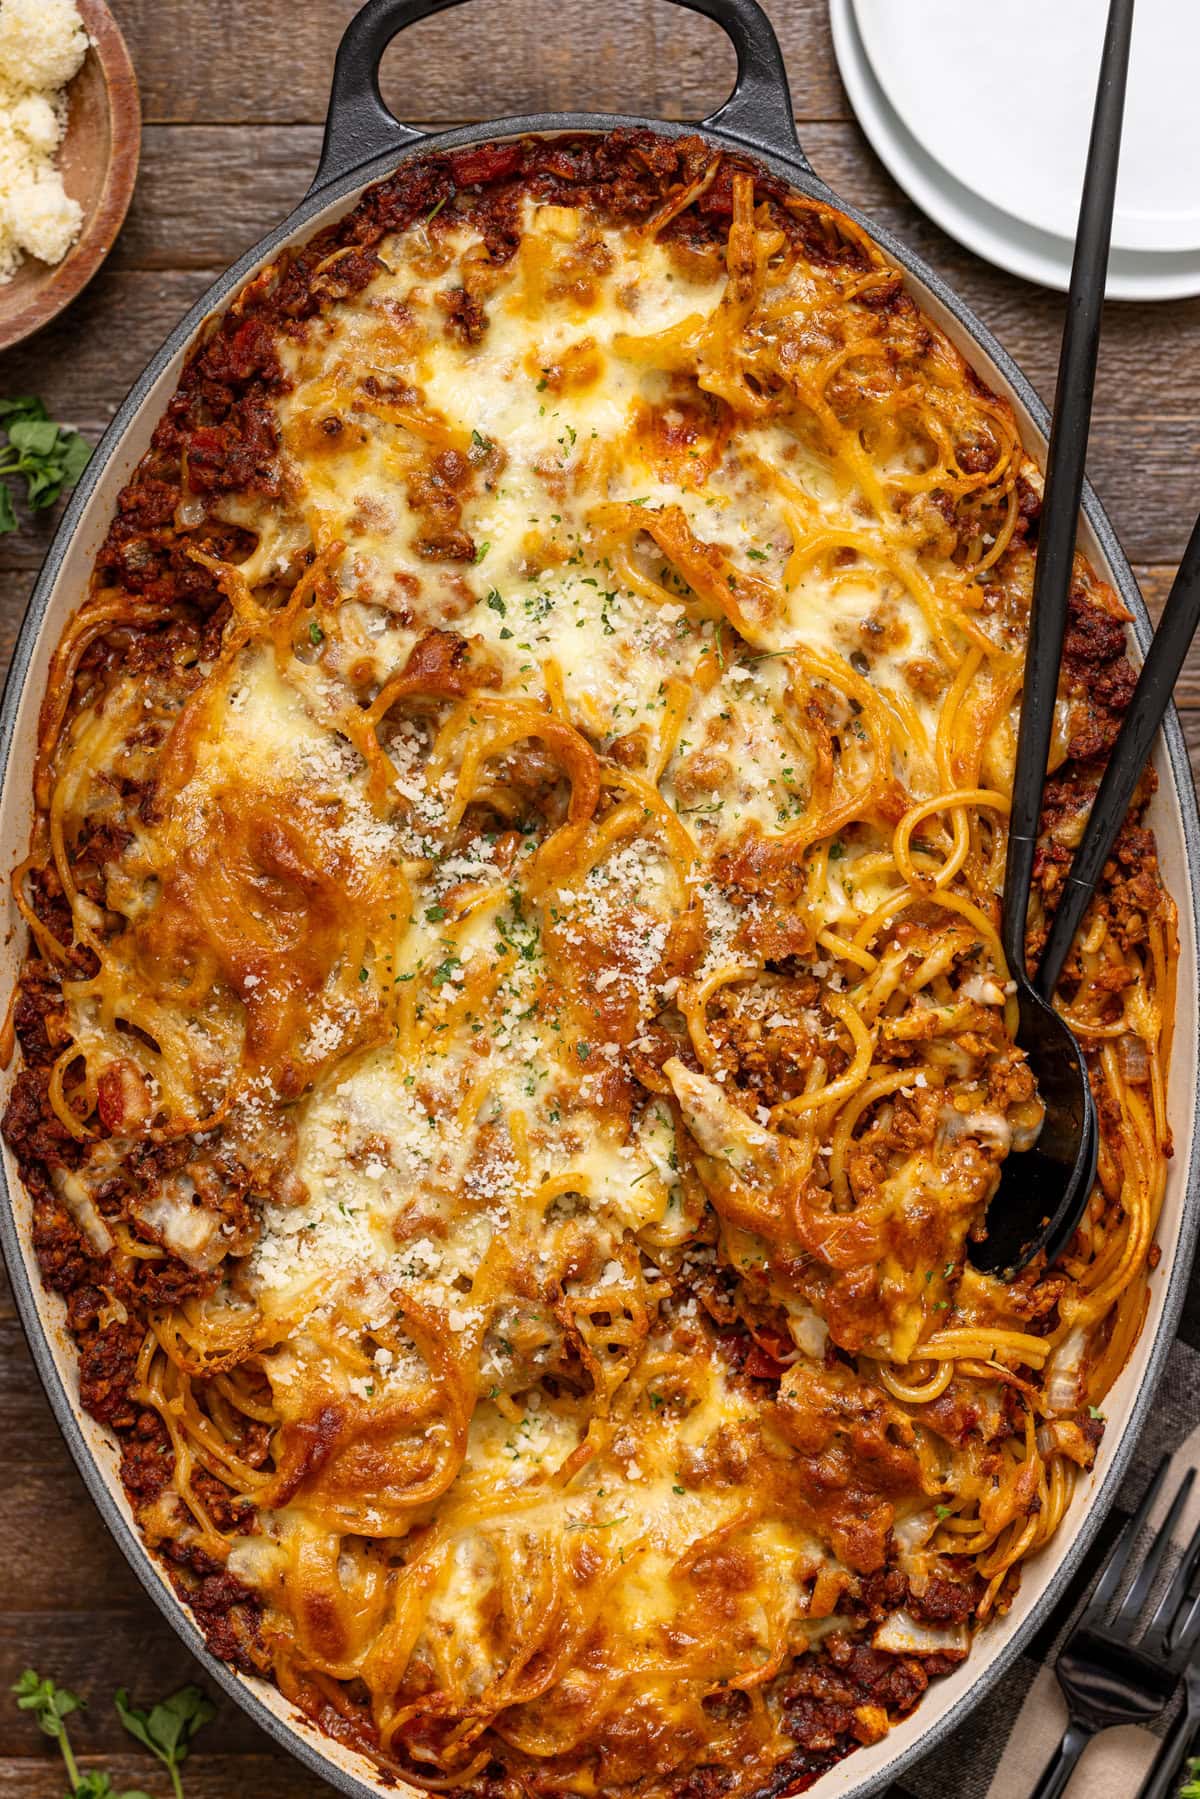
0,0,90,282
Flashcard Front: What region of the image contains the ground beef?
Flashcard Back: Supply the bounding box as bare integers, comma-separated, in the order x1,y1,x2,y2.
26,1183,91,1291
192,1468,255,1533
777,1638,929,1753
4,1070,82,1170
120,1410,174,1502
77,1321,142,1429
668,1747,843,1799
11,963,67,1067
439,283,489,344
858,1569,909,1621
177,1569,264,1674
910,1573,979,1626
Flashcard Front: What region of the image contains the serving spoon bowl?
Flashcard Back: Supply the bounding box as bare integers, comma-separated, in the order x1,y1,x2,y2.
968,0,1133,1277
969,990,1096,1277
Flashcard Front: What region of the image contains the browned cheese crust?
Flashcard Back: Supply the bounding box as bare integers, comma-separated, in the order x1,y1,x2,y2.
3,132,1176,1798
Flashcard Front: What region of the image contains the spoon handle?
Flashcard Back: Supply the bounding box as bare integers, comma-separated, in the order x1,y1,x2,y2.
1037,512,1200,998
1000,0,1136,981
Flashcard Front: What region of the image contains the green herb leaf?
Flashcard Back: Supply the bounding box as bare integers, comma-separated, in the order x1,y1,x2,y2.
115,1684,215,1798
8,416,60,460
76,1775,154,1799
0,396,47,422
432,954,461,988
12,1670,87,1790
0,399,91,527
12,1669,82,1740
59,430,93,487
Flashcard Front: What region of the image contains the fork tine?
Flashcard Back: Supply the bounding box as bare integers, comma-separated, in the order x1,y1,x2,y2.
1169,1587,1200,1664
1082,1456,1169,1625
1173,1590,1200,1655
1143,1502,1200,1657
1114,1467,1194,1629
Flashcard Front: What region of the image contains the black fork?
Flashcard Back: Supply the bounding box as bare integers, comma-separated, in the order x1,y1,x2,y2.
1031,1460,1200,1798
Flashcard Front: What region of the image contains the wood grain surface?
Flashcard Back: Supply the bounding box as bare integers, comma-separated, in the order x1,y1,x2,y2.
2,2,1198,1792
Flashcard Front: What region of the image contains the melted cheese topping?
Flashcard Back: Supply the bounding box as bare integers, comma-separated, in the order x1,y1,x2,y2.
26,145,1168,1799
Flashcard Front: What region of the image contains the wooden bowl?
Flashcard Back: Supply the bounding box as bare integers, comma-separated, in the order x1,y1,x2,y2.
0,0,140,354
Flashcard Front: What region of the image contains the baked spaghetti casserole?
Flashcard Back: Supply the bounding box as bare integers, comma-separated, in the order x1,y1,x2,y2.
2,132,1178,1797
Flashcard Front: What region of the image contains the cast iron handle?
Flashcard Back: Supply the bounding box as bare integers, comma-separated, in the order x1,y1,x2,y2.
312,0,805,194
1037,508,1200,997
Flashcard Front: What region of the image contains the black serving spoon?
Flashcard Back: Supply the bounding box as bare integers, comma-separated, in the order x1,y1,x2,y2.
968,0,1136,1279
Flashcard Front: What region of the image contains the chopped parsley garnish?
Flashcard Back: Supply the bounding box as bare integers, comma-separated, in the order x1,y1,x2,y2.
432,955,462,988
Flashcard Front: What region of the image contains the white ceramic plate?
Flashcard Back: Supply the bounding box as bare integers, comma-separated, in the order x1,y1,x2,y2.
829,0,1200,300
852,0,1200,255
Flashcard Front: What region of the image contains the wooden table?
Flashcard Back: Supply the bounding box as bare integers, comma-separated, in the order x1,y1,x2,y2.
2,3,1198,1793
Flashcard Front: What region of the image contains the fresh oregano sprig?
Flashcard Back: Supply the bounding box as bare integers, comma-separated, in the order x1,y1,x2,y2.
0,396,91,532
12,1670,89,1788
114,1686,215,1799
13,1668,214,1797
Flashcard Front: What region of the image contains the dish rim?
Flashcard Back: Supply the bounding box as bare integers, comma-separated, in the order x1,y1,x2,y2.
0,96,1198,1799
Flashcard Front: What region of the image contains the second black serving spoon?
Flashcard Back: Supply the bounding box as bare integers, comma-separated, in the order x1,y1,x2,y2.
968,0,1136,1278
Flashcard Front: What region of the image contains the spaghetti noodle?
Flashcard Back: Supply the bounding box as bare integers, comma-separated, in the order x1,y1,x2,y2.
1,132,1176,1797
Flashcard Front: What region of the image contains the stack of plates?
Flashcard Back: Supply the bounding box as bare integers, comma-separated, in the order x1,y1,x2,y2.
830,0,1200,300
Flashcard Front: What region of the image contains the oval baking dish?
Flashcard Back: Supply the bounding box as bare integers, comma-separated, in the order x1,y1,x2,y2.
1,2,1198,1795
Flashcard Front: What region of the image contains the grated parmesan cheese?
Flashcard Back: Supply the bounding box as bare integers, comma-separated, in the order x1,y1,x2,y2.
0,0,89,282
